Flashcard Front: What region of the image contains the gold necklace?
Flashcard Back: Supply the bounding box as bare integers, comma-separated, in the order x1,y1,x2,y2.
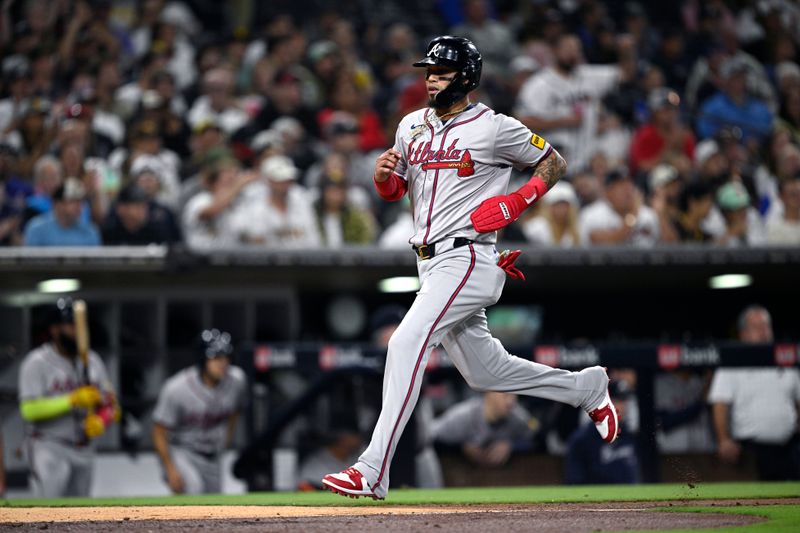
436,103,470,121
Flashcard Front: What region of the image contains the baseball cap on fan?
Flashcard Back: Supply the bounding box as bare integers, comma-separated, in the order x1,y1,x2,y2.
53,177,86,202
695,139,721,167
260,155,298,182
649,164,680,191
716,181,750,211
130,154,166,178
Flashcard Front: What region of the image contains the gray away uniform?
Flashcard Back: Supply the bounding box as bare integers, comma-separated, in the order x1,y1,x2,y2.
18,343,113,498
354,103,609,498
152,366,247,494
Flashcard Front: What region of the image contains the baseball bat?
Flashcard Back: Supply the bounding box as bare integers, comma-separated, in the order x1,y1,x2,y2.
73,299,91,385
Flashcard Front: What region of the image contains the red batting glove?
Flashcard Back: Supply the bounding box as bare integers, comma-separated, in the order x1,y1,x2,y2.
470,176,548,233
470,193,528,233
498,249,525,280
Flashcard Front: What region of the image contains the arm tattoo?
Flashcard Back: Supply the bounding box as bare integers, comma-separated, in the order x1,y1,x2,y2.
535,149,568,189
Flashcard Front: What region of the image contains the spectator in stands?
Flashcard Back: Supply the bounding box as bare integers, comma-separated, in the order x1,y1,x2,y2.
271,116,316,173
3,97,55,179
23,178,101,246
579,169,660,246
236,155,320,247
521,181,580,247
242,68,319,144
0,178,21,246
109,119,181,201
181,119,227,182
515,33,635,172
182,158,257,249
24,155,64,223
92,59,126,150
776,85,800,145
318,74,387,153
629,89,695,176
136,84,191,160
432,392,535,468
0,64,32,133
314,170,376,247
248,129,284,170
684,23,776,114
451,0,517,81
102,183,180,246
115,55,182,121
673,181,716,243
693,139,729,188
565,381,640,484
129,154,180,212
696,57,774,143
187,67,248,135
306,112,376,193
652,28,693,94
766,175,800,245
715,181,764,246
0,140,31,202
708,305,800,480
571,171,602,208
648,164,684,243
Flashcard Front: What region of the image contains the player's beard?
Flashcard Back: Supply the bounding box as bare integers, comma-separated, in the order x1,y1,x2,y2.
56,333,78,357
428,94,446,109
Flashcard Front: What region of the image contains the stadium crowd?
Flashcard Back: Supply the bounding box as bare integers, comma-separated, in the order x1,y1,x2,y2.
0,0,799,250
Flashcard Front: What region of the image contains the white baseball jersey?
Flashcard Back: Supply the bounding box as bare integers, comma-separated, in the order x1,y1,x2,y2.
515,65,619,172
391,102,552,247
152,366,247,455
18,343,113,445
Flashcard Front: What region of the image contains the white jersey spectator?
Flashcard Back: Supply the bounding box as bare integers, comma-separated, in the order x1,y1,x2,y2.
516,35,620,172
182,160,259,250
187,68,249,135
579,171,660,246
234,156,321,248
766,175,800,245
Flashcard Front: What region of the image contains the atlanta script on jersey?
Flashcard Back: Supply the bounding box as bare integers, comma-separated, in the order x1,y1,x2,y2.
391,102,552,246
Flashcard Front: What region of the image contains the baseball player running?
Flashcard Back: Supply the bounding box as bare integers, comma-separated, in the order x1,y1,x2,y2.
152,329,247,494
323,36,618,500
18,298,119,498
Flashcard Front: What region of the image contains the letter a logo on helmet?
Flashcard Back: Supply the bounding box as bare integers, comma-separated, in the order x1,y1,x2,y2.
413,35,482,108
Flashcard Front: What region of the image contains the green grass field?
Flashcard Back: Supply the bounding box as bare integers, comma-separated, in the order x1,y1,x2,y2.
4,481,799,507
656,505,800,533
4,482,799,532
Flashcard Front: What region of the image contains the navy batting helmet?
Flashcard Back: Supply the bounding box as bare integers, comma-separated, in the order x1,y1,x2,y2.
413,35,482,108
48,297,75,326
197,328,234,367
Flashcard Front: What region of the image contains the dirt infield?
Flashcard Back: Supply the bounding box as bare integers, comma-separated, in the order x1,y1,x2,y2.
1,499,789,532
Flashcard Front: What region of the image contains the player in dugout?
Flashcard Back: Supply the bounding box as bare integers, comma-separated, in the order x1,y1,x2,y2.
152,329,247,494
18,298,119,498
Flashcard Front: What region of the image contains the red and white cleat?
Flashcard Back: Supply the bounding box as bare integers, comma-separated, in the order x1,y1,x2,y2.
587,388,619,444
322,467,383,500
